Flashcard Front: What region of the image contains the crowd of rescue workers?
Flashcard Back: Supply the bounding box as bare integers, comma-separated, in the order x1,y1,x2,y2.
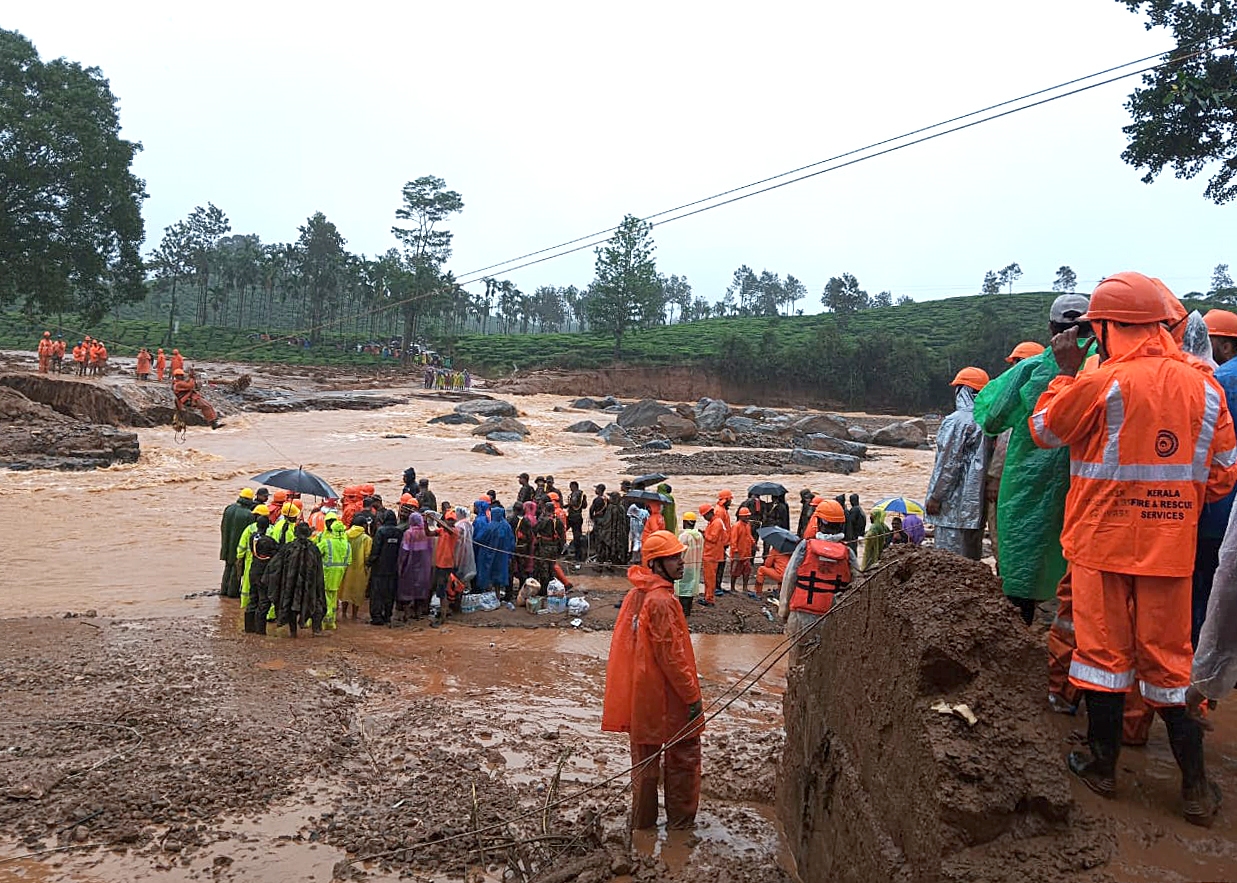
28,271,1237,835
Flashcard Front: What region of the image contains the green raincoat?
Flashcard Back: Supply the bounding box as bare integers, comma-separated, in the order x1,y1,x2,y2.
316,520,352,629
973,348,1079,601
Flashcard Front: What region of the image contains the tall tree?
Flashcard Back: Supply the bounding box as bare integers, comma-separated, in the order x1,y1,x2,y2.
783,275,807,316
149,221,194,345
871,290,893,308
0,30,147,320
981,270,1001,296
998,262,1023,294
586,215,661,357
822,273,870,319
726,265,761,315
296,212,347,343
1052,265,1078,293
183,203,231,324
661,274,693,324
1117,1,1237,203
390,176,464,359
1212,262,1237,301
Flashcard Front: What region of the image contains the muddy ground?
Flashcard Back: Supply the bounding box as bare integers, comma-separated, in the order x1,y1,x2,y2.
2,354,1235,882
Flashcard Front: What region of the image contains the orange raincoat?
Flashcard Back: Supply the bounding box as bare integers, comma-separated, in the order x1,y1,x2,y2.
602,565,703,744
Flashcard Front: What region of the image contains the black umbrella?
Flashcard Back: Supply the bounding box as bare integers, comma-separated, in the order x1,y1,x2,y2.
623,489,672,504
631,473,668,489
748,481,788,498
758,526,802,554
251,467,338,499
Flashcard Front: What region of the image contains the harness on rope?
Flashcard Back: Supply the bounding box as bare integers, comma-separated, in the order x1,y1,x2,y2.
172,408,188,445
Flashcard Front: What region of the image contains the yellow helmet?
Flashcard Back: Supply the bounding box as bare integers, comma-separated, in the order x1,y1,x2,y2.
239,488,255,500
253,504,270,517
284,504,301,520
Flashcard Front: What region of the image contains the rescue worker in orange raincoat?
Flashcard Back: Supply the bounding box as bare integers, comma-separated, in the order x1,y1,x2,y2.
728,506,756,594
1029,271,1237,827
172,368,220,428
37,331,53,373
699,504,728,606
136,347,152,380
51,336,65,372
170,348,184,375
156,348,167,382
602,529,704,830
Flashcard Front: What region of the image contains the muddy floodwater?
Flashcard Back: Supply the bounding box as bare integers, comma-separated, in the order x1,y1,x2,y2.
2,389,919,882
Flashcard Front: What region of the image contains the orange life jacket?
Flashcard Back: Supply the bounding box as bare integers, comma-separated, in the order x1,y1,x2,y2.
789,539,851,615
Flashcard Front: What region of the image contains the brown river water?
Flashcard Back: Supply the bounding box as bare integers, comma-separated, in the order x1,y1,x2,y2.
1,390,932,882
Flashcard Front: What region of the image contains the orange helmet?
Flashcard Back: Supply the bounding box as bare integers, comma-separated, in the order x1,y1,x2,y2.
1081,271,1176,325
172,368,185,377
1206,309,1237,339
718,489,734,501
951,367,990,391
43,331,50,337
814,500,845,522
698,503,714,516
737,506,751,516
272,490,288,503
399,492,414,505
1005,341,1045,363
642,530,686,562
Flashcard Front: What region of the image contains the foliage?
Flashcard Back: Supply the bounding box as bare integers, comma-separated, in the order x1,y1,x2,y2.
998,262,1023,294
390,176,465,357
1212,262,1237,303
821,272,870,326
1117,0,1237,203
0,30,147,321
584,215,662,357
981,271,1001,296
1052,265,1078,292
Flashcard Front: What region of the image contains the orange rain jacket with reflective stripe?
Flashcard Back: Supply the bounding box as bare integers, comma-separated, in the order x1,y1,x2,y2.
1030,324,1237,577
602,566,703,744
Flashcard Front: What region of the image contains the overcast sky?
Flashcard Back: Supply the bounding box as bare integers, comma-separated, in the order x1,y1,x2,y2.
12,1,1235,308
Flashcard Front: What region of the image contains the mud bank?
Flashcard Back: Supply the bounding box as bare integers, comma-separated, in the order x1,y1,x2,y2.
0,386,139,470
492,366,857,410
0,373,211,428
779,548,1116,883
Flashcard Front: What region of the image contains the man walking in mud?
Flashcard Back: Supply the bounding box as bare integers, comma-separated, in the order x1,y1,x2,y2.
602,530,704,830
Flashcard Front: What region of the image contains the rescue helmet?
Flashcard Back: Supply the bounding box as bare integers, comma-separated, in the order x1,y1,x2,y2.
1081,271,1176,325
284,504,301,520
737,506,752,516
951,367,990,391
698,503,714,516
43,331,50,337
399,492,414,505
682,511,698,523
718,489,734,501
253,504,270,517
239,488,255,499
272,490,288,503
1205,309,1237,339
642,530,686,562
1005,341,1045,363
815,500,845,522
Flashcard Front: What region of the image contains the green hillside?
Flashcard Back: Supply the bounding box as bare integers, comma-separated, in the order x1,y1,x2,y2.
2,291,1218,412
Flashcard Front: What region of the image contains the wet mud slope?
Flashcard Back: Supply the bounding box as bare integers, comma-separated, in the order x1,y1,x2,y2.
0,386,138,470
779,547,1117,883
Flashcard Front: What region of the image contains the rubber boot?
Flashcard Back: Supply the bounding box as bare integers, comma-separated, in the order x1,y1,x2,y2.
243,608,256,634
1068,690,1124,797
1162,706,1222,827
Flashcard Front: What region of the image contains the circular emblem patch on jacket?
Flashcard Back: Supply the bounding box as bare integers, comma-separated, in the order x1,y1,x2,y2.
1155,430,1179,458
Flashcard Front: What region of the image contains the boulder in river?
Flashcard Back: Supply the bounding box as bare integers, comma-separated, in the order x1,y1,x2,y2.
599,423,635,447
694,398,730,431
847,425,873,444
429,412,482,426
455,398,518,418
486,431,525,442
872,418,928,448
642,439,673,451
471,416,528,437
803,432,868,458
788,413,850,438
657,413,699,441
571,397,598,409
617,398,674,429
724,416,759,433
789,448,861,474
471,442,504,456
565,420,602,434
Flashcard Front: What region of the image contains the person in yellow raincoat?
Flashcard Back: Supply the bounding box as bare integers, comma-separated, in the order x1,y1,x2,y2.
316,516,352,629
339,522,372,621
602,530,704,830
